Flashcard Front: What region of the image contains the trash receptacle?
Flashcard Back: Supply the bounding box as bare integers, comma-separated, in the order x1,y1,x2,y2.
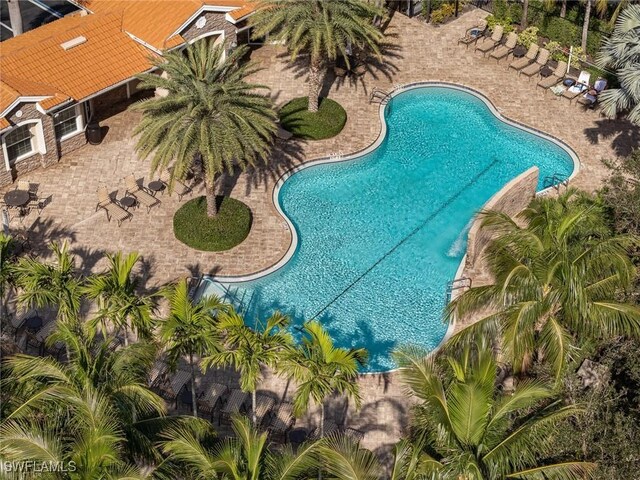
86,121,102,145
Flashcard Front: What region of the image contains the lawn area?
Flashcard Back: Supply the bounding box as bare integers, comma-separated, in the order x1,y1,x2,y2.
173,196,252,251
279,97,347,140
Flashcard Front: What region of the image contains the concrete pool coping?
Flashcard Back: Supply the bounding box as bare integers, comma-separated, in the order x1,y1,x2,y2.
198,81,581,373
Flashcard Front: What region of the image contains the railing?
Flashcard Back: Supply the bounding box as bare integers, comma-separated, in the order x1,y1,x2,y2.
445,277,472,303
543,173,570,191
370,87,392,104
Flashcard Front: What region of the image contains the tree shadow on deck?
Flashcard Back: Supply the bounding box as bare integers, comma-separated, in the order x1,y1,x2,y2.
583,117,640,158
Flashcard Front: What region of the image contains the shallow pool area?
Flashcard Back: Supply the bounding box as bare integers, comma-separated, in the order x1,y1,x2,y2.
198,85,576,372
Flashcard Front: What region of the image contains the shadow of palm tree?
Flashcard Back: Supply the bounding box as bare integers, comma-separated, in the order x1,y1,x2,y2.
583,118,640,157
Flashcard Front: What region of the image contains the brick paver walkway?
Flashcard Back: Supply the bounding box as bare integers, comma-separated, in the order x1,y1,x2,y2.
5,9,638,460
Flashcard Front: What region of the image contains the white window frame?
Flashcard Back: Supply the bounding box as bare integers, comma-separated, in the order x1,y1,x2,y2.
1,120,46,171
53,104,84,141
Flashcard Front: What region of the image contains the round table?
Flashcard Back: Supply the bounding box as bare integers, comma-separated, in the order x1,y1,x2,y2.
25,315,43,331
148,181,165,196
563,78,576,88
540,66,554,78
512,45,527,58
288,428,308,445
4,190,30,208
120,196,137,210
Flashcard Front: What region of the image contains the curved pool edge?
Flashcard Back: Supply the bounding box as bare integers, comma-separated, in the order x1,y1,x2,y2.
204,81,581,374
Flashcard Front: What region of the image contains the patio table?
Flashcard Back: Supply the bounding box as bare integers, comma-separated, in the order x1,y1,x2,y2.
512,45,527,58
148,181,164,196
288,428,308,445
540,66,554,78
119,196,137,210
4,190,30,207
25,315,43,332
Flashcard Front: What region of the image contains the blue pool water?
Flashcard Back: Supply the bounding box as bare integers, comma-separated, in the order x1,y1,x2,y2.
199,86,575,372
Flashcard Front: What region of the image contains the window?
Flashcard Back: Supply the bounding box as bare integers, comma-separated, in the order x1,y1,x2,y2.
54,105,82,139
4,124,34,163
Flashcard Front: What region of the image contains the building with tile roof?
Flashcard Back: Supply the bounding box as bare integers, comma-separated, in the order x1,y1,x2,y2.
0,0,259,186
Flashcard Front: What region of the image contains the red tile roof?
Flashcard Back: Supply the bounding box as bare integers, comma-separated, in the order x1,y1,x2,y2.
0,0,257,129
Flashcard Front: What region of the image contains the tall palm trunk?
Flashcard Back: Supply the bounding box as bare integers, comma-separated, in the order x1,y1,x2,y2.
190,353,198,417
252,389,257,425
7,0,22,36
521,0,529,27
581,0,592,51
204,175,218,218
560,0,567,18
308,55,324,113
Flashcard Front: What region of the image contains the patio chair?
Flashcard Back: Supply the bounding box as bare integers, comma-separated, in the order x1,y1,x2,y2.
475,25,504,56
26,319,57,355
308,420,340,440
576,78,608,108
267,402,295,435
148,359,168,386
489,32,518,63
519,48,550,78
561,71,591,103
457,19,487,48
159,168,192,201
508,43,539,72
254,394,276,427
344,427,365,443
96,186,132,226
2,309,31,338
537,61,568,91
124,174,160,212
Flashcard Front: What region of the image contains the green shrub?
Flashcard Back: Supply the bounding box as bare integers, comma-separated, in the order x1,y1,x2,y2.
279,97,347,140
569,45,587,69
173,196,252,251
430,2,456,24
517,26,539,47
544,40,566,62
540,16,579,47
486,14,515,33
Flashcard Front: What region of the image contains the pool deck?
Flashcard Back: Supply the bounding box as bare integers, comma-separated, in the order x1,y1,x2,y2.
5,8,639,460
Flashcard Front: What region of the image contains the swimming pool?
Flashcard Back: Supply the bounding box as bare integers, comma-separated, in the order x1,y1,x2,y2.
198,84,577,372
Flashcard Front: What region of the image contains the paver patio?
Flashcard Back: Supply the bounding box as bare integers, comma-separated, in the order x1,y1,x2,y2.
4,8,639,459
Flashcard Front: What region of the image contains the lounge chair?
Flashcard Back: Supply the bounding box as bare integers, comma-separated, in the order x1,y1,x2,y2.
220,389,249,419
508,43,539,72
475,25,504,56
197,382,228,421
96,186,132,226
537,61,568,91
457,19,487,48
561,71,591,103
268,402,295,435
159,168,192,201
124,174,160,212
519,48,550,78
577,77,608,108
254,394,275,427
489,32,518,63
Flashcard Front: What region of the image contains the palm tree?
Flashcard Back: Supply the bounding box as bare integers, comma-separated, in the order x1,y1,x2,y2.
84,251,154,346
581,0,608,51
201,310,293,425
0,388,151,479
597,4,640,126
12,241,82,353
0,233,14,322
392,340,597,479
251,0,385,112
0,322,173,477
521,0,529,27
158,280,228,417
134,40,277,218
448,190,640,381
161,415,318,479
284,320,368,438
